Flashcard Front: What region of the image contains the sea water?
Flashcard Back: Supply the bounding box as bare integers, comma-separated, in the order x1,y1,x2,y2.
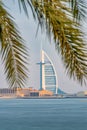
0,98,87,130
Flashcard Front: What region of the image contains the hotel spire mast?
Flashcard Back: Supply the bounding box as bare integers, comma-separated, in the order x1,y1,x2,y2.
37,36,58,94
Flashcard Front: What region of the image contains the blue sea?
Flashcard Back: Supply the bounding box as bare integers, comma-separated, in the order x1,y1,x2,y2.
0,98,87,130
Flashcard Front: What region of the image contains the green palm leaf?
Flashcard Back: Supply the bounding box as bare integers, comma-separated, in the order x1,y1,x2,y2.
0,2,29,88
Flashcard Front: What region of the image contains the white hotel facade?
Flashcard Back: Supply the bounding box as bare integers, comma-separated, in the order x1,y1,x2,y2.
37,50,58,94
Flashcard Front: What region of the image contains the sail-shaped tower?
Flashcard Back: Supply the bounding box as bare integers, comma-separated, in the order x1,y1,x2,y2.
37,50,58,94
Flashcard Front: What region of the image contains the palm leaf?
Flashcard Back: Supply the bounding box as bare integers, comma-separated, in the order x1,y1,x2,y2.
0,2,29,88
68,0,87,21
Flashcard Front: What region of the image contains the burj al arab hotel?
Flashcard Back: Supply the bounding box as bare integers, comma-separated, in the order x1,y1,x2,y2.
37,50,58,94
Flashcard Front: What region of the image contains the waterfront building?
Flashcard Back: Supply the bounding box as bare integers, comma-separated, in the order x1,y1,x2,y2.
17,88,39,97
0,87,53,98
39,90,53,96
0,88,17,98
37,50,58,94
17,88,53,97
0,88,38,97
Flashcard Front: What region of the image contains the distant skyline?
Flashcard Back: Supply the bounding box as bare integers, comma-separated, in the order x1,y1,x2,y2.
1,0,87,93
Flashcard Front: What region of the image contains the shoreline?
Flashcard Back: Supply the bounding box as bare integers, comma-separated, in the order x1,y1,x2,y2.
1,95,87,99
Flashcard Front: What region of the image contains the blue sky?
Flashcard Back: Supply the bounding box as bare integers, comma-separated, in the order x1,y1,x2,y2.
1,0,87,94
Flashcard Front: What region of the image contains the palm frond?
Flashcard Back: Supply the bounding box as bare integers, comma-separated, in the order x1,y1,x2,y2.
18,0,36,19
0,2,29,88
68,0,87,21
18,0,87,22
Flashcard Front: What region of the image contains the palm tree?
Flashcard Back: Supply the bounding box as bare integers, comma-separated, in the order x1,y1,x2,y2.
0,0,87,88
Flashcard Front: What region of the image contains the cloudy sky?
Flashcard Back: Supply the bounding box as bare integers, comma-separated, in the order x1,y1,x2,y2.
1,0,87,94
